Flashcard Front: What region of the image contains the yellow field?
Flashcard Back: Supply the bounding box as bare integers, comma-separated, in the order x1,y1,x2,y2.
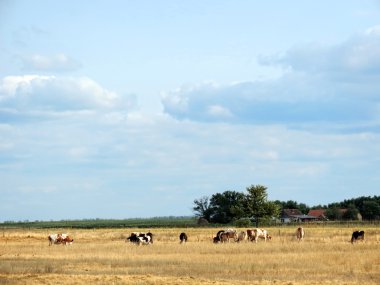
0,226,379,284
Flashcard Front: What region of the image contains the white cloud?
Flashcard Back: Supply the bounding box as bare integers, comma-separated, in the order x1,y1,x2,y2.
0,75,136,117
260,25,380,76
20,53,82,72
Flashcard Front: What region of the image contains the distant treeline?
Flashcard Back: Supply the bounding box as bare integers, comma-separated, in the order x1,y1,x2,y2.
0,216,198,229
276,195,380,220
193,184,380,224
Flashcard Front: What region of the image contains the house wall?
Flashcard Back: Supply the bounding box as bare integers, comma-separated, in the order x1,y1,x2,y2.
281,218,291,223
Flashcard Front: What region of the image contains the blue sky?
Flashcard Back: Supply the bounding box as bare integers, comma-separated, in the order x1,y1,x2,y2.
1,1,380,221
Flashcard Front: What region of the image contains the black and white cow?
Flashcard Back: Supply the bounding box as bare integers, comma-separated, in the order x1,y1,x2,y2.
179,232,188,244
213,230,226,243
351,230,365,244
126,232,153,245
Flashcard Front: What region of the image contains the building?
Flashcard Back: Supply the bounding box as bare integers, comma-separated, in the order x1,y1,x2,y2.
308,209,328,221
280,209,318,223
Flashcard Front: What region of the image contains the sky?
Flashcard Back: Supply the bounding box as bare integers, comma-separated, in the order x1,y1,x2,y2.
1,1,380,222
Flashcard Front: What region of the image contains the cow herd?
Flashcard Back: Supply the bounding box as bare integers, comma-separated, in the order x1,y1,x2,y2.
212,228,272,243
47,228,366,246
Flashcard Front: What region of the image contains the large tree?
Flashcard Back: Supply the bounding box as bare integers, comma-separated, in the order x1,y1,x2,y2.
245,184,280,227
274,200,310,214
209,190,246,224
192,196,212,221
325,207,342,220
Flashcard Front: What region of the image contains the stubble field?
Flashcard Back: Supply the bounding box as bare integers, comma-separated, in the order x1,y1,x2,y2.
0,226,379,284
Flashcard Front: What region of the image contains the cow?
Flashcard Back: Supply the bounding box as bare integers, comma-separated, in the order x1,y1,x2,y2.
48,233,74,245
247,228,271,243
219,232,230,243
351,230,365,244
247,229,255,241
61,235,74,245
296,227,305,241
179,232,188,244
126,232,153,245
213,229,237,243
212,230,225,243
237,231,247,242
225,229,237,242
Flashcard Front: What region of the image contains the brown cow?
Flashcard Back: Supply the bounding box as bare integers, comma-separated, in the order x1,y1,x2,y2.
219,232,229,243
213,229,237,243
223,229,237,242
296,227,305,241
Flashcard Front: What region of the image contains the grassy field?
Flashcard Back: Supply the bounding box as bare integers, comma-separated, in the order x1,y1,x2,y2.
0,226,379,284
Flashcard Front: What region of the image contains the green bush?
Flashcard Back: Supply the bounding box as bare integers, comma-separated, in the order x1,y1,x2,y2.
234,218,252,227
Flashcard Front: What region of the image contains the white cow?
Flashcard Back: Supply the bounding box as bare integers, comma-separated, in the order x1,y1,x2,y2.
296,227,305,241
250,228,271,243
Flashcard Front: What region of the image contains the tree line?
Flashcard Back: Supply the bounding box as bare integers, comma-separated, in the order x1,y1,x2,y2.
193,185,380,224
275,196,380,220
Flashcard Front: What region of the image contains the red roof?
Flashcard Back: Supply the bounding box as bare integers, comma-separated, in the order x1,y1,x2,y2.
308,209,326,217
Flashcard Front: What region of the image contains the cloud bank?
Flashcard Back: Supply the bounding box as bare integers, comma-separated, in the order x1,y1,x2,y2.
161,27,380,126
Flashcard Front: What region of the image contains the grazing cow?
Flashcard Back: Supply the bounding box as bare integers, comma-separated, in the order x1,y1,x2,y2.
48,233,74,245
126,232,153,245
179,232,188,244
224,228,238,242
237,231,247,242
351,230,365,244
61,235,74,245
213,229,237,243
213,230,225,243
296,227,305,241
248,228,271,243
213,236,220,243
219,232,229,243
247,229,254,241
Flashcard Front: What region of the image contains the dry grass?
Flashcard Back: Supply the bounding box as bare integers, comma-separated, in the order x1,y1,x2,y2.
0,226,379,284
